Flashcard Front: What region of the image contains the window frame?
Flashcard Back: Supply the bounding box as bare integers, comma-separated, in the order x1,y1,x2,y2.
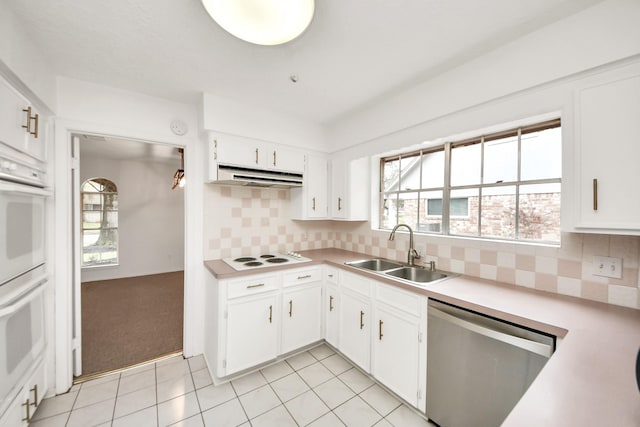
379,118,561,244
81,178,119,268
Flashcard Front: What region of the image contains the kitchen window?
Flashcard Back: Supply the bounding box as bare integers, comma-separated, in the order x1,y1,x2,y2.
81,178,118,267
380,118,561,243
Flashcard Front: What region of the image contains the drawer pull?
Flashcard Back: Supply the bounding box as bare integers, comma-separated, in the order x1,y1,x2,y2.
246,283,265,289
273,150,277,166
30,384,38,406
297,274,312,280
338,197,342,211
379,320,384,340
255,148,259,164
269,305,273,323
289,299,293,317
329,295,334,311
593,178,598,210
328,274,334,278
360,310,365,329
312,197,316,210
30,113,39,138
22,399,30,422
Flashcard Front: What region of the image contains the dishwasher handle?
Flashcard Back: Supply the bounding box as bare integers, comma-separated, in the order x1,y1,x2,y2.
429,306,553,358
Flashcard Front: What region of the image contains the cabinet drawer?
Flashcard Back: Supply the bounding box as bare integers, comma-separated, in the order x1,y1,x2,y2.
283,267,321,287
376,281,423,316
324,266,339,285
342,272,371,297
226,274,279,299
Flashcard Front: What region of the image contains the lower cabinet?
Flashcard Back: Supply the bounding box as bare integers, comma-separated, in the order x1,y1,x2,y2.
339,273,372,372
226,294,280,375
0,357,46,427
207,266,323,379
205,263,427,411
281,284,322,354
372,303,422,406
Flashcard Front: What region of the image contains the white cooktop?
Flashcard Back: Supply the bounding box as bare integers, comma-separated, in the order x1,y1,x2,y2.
222,252,312,271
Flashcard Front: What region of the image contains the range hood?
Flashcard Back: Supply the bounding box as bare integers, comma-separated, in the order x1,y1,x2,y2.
213,164,303,188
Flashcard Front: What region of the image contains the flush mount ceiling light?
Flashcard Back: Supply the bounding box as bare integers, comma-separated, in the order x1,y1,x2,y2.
172,148,185,190
201,0,315,46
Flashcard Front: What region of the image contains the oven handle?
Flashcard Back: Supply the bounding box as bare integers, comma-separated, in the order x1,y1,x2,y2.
0,280,46,317
0,181,50,197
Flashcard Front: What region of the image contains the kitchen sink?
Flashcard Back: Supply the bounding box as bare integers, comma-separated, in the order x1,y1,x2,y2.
385,267,448,283
346,258,404,271
346,258,454,286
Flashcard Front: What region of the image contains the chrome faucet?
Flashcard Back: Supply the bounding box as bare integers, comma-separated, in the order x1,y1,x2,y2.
388,223,421,266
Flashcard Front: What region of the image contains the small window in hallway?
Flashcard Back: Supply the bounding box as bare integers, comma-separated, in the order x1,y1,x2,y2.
81,178,118,267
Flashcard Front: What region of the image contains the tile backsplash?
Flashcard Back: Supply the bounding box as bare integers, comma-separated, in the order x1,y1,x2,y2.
204,186,640,310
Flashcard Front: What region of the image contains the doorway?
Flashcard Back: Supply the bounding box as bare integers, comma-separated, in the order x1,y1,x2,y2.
74,134,185,377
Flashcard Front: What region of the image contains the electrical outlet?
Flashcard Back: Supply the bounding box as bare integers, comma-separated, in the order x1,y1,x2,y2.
593,256,623,279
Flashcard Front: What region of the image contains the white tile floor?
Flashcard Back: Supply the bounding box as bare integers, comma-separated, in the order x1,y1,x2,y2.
30,344,434,427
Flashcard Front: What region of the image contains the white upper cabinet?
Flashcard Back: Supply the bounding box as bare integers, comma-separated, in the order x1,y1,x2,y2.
210,133,304,173
330,157,370,220
0,76,45,162
290,155,329,220
571,64,640,234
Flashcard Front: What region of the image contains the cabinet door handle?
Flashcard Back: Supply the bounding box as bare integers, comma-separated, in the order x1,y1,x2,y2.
329,295,334,311
297,274,311,280
30,384,38,407
360,310,364,329
22,106,32,133
246,283,265,289
273,151,277,166
328,274,333,278
255,148,259,164
379,320,384,340
338,197,342,211
269,305,273,323
289,300,293,317
312,197,316,211
22,399,31,422
593,178,598,211
30,113,39,138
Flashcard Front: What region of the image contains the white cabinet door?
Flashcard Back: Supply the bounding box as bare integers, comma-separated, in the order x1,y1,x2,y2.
574,67,640,233
0,358,45,427
325,282,339,348
339,290,371,371
0,77,30,155
330,157,369,220
281,284,322,354
290,155,328,220
225,294,279,375
270,145,305,173
372,303,421,406
214,136,263,168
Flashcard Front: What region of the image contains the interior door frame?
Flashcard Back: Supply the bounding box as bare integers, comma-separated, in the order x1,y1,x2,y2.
53,119,204,393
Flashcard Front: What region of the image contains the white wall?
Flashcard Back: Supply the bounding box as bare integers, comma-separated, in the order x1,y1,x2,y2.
202,93,326,152
53,77,206,392
79,154,184,282
326,0,640,153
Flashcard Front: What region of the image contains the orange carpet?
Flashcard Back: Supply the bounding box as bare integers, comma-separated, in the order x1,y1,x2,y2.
80,271,184,376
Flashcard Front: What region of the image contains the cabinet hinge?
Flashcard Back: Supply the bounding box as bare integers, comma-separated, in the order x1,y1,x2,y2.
417,389,422,400
214,139,218,160
418,332,423,343
222,359,226,368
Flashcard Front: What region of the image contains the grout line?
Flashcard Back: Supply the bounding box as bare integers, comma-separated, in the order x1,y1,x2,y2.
154,362,160,427
109,373,122,425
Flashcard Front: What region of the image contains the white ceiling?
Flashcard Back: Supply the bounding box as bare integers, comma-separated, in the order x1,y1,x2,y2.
6,0,602,125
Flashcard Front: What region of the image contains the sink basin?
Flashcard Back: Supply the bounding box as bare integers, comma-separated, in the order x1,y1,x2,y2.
346,258,403,272
385,267,448,283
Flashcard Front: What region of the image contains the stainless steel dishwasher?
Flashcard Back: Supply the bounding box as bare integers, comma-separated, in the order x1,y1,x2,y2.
426,299,555,427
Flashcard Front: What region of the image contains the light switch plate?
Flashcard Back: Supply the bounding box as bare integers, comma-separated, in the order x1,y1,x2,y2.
593,256,623,279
